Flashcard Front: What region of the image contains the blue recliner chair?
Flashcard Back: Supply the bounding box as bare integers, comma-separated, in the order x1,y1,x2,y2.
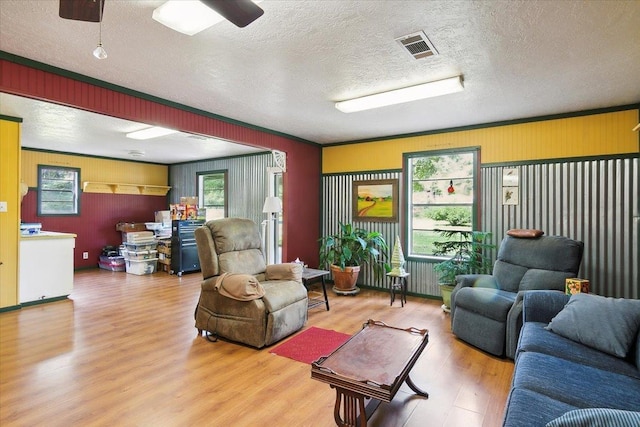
450,230,584,358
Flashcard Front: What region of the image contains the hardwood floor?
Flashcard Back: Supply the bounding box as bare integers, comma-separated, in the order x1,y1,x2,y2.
0,269,513,426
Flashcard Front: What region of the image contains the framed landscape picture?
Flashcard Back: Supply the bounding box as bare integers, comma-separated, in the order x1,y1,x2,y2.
352,179,398,222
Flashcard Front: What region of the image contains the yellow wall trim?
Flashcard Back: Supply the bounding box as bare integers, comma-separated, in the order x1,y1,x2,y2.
21,151,168,187
323,109,640,174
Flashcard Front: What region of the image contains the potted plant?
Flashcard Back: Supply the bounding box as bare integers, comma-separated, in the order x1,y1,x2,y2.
318,222,388,295
433,228,494,312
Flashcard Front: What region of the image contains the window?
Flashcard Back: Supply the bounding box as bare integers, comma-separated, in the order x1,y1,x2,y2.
37,165,80,216
405,149,478,258
197,171,227,220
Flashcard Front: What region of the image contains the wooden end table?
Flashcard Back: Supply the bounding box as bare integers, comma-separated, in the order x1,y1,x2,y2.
302,267,330,311
311,319,429,426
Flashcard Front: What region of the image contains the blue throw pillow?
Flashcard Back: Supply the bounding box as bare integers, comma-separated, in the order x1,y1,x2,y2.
546,293,640,358
546,408,640,427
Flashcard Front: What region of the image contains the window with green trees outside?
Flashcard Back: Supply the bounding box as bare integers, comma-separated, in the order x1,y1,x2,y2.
404,149,479,258
198,170,227,220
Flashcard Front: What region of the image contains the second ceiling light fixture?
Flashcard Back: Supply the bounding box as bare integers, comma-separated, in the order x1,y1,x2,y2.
335,75,464,113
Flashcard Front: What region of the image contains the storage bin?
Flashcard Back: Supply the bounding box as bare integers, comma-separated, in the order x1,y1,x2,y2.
122,249,158,261
116,222,147,232
99,255,126,272
125,258,158,275
123,242,157,252
123,231,155,244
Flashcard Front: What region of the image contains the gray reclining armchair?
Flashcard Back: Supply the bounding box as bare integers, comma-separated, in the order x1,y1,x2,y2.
450,230,584,358
194,218,308,348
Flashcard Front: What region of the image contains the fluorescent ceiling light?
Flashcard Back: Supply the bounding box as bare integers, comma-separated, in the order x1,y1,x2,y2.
152,0,263,36
335,76,464,113
126,127,178,140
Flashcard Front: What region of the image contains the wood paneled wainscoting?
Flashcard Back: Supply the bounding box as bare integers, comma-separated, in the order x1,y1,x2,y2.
0,270,513,427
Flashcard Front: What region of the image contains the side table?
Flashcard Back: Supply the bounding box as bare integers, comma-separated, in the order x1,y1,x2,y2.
302,268,330,311
386,271,409,307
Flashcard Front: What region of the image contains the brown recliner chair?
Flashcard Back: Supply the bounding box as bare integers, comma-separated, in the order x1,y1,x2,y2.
194,217,308,348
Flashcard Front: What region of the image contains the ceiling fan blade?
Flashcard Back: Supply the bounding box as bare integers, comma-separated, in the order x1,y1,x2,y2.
59,0,104,23
200,0,264,28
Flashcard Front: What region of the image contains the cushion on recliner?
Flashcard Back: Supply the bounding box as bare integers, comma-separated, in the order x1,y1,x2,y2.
519,269,574,291
493,260,529,292
208,218,263,253
497,235,583,274
260,281,308,313
454,287,516,321
218,249,266,275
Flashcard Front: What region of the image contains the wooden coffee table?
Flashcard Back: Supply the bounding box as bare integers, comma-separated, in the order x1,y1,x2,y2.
311,319,429,427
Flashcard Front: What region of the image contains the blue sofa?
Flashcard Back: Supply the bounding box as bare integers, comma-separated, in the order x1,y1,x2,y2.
502,291,640,427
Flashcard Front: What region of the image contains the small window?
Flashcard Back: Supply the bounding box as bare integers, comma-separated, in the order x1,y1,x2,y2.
197,170,227,220
405,149,478,258
37,165,80,216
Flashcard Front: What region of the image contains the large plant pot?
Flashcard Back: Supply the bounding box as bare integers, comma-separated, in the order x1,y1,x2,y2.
440,284,456,313
331,264,360,295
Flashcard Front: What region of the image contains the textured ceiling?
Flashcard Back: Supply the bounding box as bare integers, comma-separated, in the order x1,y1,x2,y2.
0,0,639,163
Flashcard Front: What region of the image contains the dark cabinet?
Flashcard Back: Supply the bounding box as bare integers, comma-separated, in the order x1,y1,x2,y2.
170,219,205,276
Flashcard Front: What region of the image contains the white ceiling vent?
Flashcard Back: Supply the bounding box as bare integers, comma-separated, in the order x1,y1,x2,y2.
395,31,438,60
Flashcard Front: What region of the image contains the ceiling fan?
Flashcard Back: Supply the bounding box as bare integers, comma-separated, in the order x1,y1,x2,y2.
201,0,264,28
59,0,103,22
58,0,264,27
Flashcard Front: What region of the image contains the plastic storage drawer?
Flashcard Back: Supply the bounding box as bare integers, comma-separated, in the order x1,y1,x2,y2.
125,258,158,275
122,249,158,260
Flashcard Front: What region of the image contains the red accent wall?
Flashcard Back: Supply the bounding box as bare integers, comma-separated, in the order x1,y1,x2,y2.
1,57,321,268
21,192,167,268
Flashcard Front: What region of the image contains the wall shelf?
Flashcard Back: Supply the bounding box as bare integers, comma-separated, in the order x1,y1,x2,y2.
82,181,171,196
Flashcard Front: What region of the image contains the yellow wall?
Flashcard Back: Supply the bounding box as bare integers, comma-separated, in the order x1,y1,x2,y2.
323,109,639,173
0,119,21,308
21,150,169,187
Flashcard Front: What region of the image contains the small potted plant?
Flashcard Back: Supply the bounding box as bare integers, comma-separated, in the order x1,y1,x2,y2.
433,228,494,312
318,222,388,295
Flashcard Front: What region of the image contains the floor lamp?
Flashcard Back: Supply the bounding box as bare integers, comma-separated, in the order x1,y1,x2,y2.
262,196,282,265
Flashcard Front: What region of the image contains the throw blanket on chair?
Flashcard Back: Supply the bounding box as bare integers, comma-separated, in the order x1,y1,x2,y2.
215,273,265,301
